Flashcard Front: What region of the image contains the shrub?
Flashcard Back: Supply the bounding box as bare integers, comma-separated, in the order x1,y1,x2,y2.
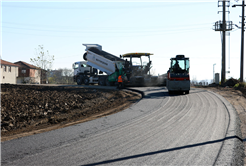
234,82,246,88
234,83,239,88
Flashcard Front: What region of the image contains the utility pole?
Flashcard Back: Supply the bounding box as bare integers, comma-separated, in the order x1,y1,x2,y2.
213,63,216,82
214,1,232,84
222,1,226,84
241,0,245,82
232,0,245,82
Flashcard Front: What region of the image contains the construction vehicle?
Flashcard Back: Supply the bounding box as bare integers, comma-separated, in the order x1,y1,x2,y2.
166,55,190,94
73,61,98,85
73,44,126,86
73,44,158,86
120,53,158,86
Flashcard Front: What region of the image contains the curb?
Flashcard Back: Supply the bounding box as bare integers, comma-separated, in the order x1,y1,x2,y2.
208,91,244,165
124,88,145,98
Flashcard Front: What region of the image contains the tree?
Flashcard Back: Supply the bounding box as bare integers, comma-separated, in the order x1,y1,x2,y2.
191,75,197,85
62,68,73,84
47,68,74,84
30,45,54,84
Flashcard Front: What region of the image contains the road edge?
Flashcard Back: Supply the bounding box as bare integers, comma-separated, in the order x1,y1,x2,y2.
1,86,142,142
208,91,244,165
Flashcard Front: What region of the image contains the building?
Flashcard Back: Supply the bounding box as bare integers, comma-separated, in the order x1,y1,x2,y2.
14,61,44,84
1,59,19,84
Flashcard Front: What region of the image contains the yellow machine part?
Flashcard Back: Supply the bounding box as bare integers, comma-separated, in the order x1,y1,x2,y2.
122,53,153,58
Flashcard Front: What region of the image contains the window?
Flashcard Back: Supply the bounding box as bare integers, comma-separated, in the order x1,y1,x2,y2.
177,60,185,70
3,66,6,72
170,59,189,73
185,59,190,73
8,66,11,72
73,63,79,69
22,69,26,74
81,64,87,67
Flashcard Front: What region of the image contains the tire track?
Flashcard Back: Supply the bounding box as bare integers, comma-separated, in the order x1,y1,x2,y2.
3,88,232,166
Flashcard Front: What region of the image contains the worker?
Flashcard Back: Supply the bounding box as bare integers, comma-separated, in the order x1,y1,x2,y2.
125,59,130,69
174,61,182,72
117,75,123,89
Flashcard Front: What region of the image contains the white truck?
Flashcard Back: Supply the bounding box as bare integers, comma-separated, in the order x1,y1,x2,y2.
73,44,126,86
73,61,98,85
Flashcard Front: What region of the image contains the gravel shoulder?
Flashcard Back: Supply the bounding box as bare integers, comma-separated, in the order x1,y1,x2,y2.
1,84,141,142
195,86,246,165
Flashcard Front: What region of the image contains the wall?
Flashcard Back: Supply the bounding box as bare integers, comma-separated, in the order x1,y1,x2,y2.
18,68,30,77
34,70,41,84
0,65,3,83
29,69,35,77
16,68,41,84
1,65,18,84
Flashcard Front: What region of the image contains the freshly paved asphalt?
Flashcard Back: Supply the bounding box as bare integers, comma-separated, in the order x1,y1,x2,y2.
1,87,243,165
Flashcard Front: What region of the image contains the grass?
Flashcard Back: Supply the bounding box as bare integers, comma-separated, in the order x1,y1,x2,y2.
234,82,246,88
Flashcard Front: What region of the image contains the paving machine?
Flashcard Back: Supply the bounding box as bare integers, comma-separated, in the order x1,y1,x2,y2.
121,53,158,86
166,55,190,94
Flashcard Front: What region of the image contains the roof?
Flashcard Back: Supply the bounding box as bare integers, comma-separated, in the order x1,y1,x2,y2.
14,61,40,69
0,59,19,67
170,55,189,60
122,53,153,58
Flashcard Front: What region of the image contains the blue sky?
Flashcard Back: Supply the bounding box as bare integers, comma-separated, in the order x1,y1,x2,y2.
1,0,245,82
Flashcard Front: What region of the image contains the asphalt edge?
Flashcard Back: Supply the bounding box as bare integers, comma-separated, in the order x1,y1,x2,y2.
124,88,145,98
208,91,244,166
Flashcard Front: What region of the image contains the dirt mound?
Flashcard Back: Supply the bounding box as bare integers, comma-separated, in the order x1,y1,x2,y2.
1,84,141,141
222,78,240,87
238,87,246,98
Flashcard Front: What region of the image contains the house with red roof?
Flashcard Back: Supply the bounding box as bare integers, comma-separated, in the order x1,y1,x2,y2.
1,60,19,84
14,61,45,84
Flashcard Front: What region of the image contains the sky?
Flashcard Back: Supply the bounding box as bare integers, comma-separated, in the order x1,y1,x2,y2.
1,0,246,82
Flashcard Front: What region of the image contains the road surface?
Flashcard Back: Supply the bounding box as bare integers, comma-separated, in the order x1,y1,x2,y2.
1,87,243,165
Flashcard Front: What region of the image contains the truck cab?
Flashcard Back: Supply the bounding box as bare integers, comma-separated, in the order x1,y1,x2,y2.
73,61,91,76
73,61,98,85
167,55,190,94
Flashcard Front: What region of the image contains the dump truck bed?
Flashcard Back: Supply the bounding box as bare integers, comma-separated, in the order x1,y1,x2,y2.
88,47,124,62
83,44,125,75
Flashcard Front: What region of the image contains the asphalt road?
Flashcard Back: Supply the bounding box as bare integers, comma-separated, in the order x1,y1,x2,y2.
1,87,243,165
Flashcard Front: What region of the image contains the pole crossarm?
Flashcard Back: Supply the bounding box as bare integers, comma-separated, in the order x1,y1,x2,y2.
232,4,245,7
213,21,233,31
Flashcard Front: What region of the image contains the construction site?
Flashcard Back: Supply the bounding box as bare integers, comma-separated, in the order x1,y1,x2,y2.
2,1,246,166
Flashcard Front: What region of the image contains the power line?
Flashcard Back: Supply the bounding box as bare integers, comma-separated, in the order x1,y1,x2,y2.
2,25,210,33
2,21,212,38
2,2,213,10
2,27,210,38
2,21,212,30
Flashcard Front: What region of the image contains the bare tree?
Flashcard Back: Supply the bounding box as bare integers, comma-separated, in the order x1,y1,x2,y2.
191,75,197,86
30,45,54,84
62,68,73,84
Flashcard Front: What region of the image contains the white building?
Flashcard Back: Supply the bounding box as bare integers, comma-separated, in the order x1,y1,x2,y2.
1,59,19,84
